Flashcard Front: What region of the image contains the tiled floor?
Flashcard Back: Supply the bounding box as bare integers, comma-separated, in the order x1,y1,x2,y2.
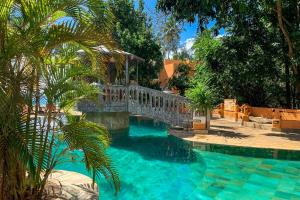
194,149,300,200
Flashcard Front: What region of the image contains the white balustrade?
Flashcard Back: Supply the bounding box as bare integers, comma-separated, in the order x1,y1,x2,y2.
78,85,193,128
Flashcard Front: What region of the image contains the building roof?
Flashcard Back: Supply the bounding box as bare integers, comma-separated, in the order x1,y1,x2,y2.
78,45,145,62
93,45,145,62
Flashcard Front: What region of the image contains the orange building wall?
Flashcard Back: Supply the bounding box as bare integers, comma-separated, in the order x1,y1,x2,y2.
224,111,238,121
159,60,196,89
251,107,274,119
251,107,300,120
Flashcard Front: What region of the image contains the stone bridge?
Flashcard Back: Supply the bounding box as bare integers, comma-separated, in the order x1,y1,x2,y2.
77,85,198,128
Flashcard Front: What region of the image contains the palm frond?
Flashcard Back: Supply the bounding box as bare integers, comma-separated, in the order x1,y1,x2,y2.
0,0,119,198
61,115,120,192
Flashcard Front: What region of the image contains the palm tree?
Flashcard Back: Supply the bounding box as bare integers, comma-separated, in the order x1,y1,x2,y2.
186,80,216,129
0,0,119,199
161,16,182,59
186,81,215,111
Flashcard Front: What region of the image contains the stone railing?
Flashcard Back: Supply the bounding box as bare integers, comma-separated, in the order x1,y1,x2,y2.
127,85,193,127
77,84,193,128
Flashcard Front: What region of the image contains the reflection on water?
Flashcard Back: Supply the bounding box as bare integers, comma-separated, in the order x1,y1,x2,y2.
111,132,198,163
109,117,202,164
98,118,208,199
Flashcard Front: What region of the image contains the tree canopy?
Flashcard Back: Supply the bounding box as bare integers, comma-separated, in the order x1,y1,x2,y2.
160,15,183,59
158,0,300,108
108,0,163,88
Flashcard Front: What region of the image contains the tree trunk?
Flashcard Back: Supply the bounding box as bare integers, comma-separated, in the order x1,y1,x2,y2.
285,60,291,108
281,35,292,108
276,0,296,72
276,0,300,104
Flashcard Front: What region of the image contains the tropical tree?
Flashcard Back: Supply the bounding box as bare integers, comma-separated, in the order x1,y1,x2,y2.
158,0,300,108
0,0,119,199
192,29,287,107
186,80,216,112
173,49,193,60
161,16,183,59
108,0,163,89
275,0,300,102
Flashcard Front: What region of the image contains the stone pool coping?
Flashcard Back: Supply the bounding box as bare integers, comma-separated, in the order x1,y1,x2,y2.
169,118,300,152
45,170,98,199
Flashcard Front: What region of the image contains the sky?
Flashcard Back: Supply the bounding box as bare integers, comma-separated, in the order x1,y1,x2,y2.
142,0,224,51
142,0,198,45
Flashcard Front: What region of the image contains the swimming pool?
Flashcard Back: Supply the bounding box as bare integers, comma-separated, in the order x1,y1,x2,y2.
56,118,300,199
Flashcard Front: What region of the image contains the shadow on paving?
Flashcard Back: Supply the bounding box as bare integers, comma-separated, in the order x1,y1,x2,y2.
263,132,300,141
110,131,202,164
210,125,236,130
208,129,251,139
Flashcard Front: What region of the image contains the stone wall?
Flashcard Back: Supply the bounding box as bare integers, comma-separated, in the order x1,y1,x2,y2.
212,99,300,131
86,112,129,131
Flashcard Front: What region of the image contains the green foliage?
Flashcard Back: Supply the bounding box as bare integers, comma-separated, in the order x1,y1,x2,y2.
192,30,287,106
168,63,191,95
108,0,163,88
193,30,221,61
160,15,183,58
157,0,224,32
186,80,216,111
0,0,119,199
173,49,193,60
158,0,300,107
61,115,119,191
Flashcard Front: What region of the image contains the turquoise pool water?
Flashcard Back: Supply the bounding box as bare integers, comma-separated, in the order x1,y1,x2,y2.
56,118,300,200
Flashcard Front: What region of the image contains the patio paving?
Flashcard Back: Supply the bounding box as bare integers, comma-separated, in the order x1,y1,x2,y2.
170,118,300,151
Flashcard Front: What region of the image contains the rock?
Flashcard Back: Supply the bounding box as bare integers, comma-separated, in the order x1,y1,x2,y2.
45,170,98,200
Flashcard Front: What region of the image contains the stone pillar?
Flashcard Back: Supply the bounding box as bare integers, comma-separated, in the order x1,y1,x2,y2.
192,109,208,134
272,109,282,131
162,95,166,112
158,95,161,111
149,94,152,113
206,108,211,129
220,103,224,118
241,104,251,125
125,55,129,85
234,104,239,122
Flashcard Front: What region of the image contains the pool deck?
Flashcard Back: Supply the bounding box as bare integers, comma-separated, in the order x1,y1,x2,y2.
170,118,300,151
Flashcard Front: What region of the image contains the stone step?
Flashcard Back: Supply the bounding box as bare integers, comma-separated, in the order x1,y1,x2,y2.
243,121,273,130
249,116,272,124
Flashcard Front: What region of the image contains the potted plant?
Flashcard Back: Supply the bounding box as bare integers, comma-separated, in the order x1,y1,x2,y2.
186,81,215,132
